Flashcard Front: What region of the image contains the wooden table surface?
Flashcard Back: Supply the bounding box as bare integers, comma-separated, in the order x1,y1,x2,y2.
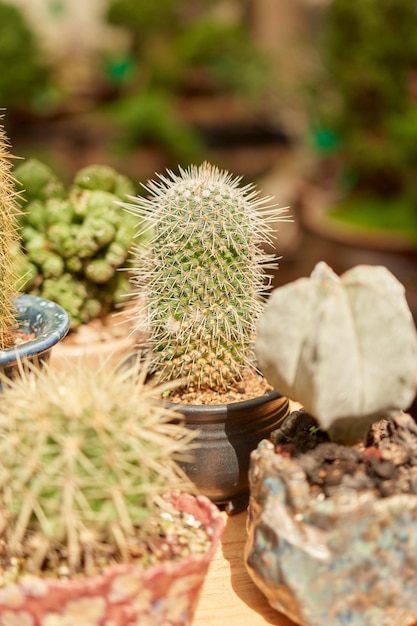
194,401,300,625
193,508,417,626
193,509,295,626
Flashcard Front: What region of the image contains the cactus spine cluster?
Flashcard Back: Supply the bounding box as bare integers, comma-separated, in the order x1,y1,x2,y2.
0,358,195,576
125,162,287,390
0,121,20,350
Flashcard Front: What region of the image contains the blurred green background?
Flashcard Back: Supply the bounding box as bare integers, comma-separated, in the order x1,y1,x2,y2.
3,0,417,263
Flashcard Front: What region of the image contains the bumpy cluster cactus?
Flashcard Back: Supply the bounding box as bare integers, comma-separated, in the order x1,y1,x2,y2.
124,162,288,390
0,357,195,576
0,121,20,350
14,160,140,328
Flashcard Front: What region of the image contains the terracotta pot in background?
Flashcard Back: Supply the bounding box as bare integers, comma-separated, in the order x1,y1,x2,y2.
49,305,143,370
298,185,417,321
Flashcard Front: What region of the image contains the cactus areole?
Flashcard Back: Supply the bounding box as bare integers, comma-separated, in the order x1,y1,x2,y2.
124,162,287,391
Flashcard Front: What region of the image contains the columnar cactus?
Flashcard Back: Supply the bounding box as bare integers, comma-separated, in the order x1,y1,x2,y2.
0,358,195,576
124,162,288,390
0,121,20,350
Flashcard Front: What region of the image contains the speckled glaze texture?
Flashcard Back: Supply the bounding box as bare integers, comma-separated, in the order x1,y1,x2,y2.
0,493,224,626
0,294,69,372
245,439,417,626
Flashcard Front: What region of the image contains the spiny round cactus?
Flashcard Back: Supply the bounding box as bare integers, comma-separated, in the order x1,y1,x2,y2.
124,162,288,390
0,121,20,350
0,358,195,576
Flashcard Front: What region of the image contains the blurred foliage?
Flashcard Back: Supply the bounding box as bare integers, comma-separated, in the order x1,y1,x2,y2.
0,2,58,118
103,0,271,163
328,195,417,246
310,0,417,224
104,0,267,96
174,17,270,98
107,89,206,165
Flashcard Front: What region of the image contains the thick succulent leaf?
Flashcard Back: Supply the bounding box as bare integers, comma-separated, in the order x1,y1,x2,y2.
256,262,417,443
295,273,363,427
256,276,316,398
343,265,417,417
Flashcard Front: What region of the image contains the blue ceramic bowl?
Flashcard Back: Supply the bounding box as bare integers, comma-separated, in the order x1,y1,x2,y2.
0,294,70,370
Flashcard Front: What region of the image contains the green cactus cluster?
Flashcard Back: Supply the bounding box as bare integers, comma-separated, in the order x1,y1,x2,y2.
14,160,140,328
0,121,20,350
0,357,195,576
124,162,287,390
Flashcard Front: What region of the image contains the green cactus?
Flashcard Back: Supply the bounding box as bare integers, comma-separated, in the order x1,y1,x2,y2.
13,158,65,204
40,273,101,327
84,257,116,283
0,122,20,350
125,162,288,390
0,357,195,576
72,163,134,197
14,161,140,329
10,242,38,292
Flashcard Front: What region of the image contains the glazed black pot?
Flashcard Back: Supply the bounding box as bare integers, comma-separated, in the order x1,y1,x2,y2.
169,390,290,514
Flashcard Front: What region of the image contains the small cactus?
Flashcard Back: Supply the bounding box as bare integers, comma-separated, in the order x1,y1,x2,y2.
124,162,288,390
0,121,20,350
0,357,195,577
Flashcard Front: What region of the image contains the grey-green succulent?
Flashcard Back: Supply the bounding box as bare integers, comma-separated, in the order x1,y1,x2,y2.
256,262,417,444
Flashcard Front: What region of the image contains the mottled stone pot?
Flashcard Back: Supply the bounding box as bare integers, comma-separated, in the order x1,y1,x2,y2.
171,392,290,514
0,493,224,626
245,438,417,626
0,294,70,376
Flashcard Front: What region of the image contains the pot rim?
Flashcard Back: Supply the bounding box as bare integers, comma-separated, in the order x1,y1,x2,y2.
301,183,416,253
168,388,284,414
0,294,70,365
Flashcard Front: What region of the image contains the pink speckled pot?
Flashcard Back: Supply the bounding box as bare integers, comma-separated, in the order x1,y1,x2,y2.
0,493,224,626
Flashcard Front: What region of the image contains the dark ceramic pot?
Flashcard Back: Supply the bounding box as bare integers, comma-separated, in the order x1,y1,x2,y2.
0,294,70,377
169,391,290,514
0,493,224,626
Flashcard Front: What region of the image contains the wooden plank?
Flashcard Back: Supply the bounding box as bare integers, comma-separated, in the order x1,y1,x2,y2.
193,510,295,625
